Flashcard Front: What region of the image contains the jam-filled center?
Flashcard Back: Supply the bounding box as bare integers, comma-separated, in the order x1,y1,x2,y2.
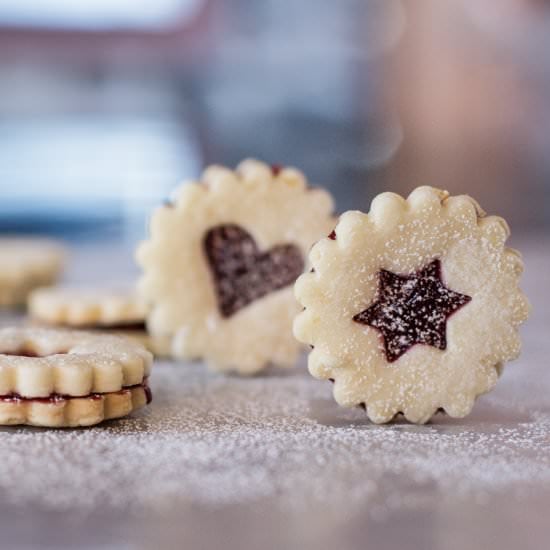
0,380,152,404
353,259,471,362
204,224,304,317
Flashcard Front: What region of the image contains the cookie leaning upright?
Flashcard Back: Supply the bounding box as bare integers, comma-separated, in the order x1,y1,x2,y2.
136,159,335,374
0,327,153,427
294,186,530,424
0,238,65,307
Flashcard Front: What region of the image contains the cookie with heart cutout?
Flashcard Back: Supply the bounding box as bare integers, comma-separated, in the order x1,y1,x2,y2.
294,187,530,423
136,159,335,374
0,238,65,307
0,327,153,427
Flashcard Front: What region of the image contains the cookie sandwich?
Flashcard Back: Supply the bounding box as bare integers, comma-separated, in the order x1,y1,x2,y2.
28,285,168,356
0,327,153,427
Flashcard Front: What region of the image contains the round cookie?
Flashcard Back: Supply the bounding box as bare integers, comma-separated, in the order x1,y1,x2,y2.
28,285,147,327
0,327,153,427
0,238,65,307
294,186,530,424
137,159,335,374
27,285,169,357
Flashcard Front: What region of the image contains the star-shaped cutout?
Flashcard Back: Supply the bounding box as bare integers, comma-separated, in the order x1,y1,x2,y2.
353,259,471,362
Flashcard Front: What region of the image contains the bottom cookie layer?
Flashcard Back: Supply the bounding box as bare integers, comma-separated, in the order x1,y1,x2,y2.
0,383,151,428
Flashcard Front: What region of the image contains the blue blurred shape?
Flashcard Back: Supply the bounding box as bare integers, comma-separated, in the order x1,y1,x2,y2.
0,0,203,30
0,114,201,239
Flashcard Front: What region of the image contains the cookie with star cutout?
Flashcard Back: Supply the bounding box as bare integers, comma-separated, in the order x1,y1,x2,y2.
294,186,530,424
136,159,335,374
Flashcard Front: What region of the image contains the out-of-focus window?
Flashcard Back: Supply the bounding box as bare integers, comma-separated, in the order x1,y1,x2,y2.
0,0,405,242
0,0,203,30
0,0,207,241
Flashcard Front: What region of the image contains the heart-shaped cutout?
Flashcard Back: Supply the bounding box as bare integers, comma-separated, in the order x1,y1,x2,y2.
204,224,304,317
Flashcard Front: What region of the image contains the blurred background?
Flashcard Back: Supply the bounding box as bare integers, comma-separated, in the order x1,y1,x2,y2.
0,0,549,245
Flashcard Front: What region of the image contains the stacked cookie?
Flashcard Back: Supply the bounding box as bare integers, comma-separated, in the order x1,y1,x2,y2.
0,327,152,427
0,243,156,428
27,285,167,355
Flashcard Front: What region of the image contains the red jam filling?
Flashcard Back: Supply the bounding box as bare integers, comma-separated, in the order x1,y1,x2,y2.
204,224,304,318
0,380,152,405
353,259,471,362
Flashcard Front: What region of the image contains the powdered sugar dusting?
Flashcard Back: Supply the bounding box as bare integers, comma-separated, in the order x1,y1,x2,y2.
0,360,548,516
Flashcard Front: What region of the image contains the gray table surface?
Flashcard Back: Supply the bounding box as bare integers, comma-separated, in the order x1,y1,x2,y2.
0,238,548,550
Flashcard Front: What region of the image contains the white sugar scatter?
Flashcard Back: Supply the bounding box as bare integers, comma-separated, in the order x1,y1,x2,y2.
0,362,549,517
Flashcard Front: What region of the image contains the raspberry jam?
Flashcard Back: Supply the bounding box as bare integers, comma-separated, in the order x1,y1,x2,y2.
0,380,152,404
0,392,102,404
204,224,304,317
353,259,471,362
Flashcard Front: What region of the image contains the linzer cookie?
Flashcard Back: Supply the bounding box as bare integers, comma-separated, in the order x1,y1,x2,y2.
137,159,335,374
27,285,169,356
294,186,530,423
28,285,147,327
0,238,65,307
0,327,153,427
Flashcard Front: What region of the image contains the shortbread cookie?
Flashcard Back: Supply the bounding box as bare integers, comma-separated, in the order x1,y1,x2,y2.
0,327,153,427
137,159,335,374
0,385,150,428
27,285,169,356
0,238,65,307
28,285,148,327
294,186,530,424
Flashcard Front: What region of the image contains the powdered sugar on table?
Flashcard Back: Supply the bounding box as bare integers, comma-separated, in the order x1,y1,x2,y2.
0,361,549,516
